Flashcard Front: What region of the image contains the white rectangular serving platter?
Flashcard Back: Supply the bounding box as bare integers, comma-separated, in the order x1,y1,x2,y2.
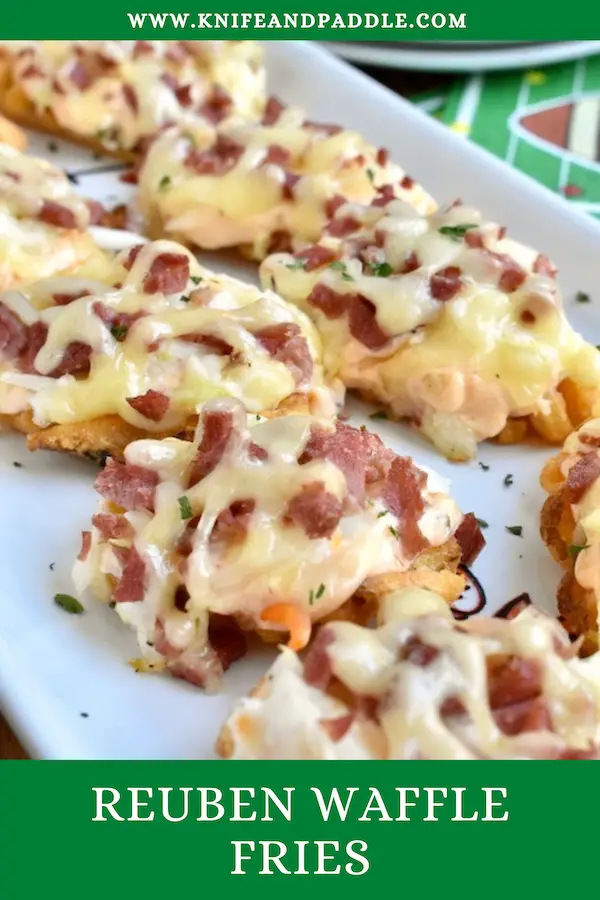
1,41,599,759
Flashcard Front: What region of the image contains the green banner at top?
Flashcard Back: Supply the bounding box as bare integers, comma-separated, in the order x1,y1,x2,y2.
1,0,600,40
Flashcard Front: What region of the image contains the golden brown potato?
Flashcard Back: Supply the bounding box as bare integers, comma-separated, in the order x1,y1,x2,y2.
557,570,598,656
0,112,27,150
1,392,315,462
540,433,600,656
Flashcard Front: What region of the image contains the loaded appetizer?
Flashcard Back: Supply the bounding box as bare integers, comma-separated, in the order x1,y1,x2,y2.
218,586,600,759
0,142,107,290
0,240,336,458
138,97,435,260
73,398,482,690
541,417,600,655
261,195,600,460
0,41,265,161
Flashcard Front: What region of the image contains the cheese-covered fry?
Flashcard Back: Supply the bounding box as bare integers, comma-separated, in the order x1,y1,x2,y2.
0,40,265,160
261,195,600,460
218,587,600,759
0,240,339,457
138,98,435,260
73,400,478,690
540,418,600,655
0,142,107,291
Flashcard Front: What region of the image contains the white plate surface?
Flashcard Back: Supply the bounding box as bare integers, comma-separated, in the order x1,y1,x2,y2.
1,41,600,759
326,40,600,73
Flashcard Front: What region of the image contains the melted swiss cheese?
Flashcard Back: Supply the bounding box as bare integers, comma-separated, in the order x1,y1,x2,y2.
138,110,435,259
0,239,335,426
3,41,265,152
73,400,463,686
0,142,104,289
220,586,600,759
262,197,600,460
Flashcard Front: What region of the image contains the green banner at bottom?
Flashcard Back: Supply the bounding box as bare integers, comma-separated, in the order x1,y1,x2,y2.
0,761,593,897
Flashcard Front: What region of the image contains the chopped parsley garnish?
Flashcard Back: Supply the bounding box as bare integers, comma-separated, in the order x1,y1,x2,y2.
49,563,55,571
476,518,489,529
478,462,490,472
368,261,394,278
47,141,58,153
309,584,326,605
66,172,79,185
158,175,171,191
505,525,523,537
190,275,203,285
178,496,193,520
110,324,128,341
377,510,388,518
388,525,399,539
286,258,307,271
12,461,23,468
329,260,353,282
369,410,388,421
576,291,591,303
438,223,478,241
503,474,514,487
54,593,84,614
366,167,375,183
568,543,589,558
180,294,190,303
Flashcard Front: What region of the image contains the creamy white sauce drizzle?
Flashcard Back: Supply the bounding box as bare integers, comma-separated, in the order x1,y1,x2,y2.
221,587,600,759
261,198,600,460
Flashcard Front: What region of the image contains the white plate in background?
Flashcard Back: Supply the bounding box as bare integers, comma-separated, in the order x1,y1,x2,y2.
326,40,600,73
1,41,599,759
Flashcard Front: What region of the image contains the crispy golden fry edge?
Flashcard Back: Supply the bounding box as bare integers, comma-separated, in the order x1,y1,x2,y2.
540,453,599,656
357,379,599,462
1,392,315,461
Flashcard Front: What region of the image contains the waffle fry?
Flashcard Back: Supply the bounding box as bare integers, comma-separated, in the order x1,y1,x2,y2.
0,42,265,162
72,399,479,690
0,240,339,459
261,194,600,461
540,418,600,655
217,587,600,759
